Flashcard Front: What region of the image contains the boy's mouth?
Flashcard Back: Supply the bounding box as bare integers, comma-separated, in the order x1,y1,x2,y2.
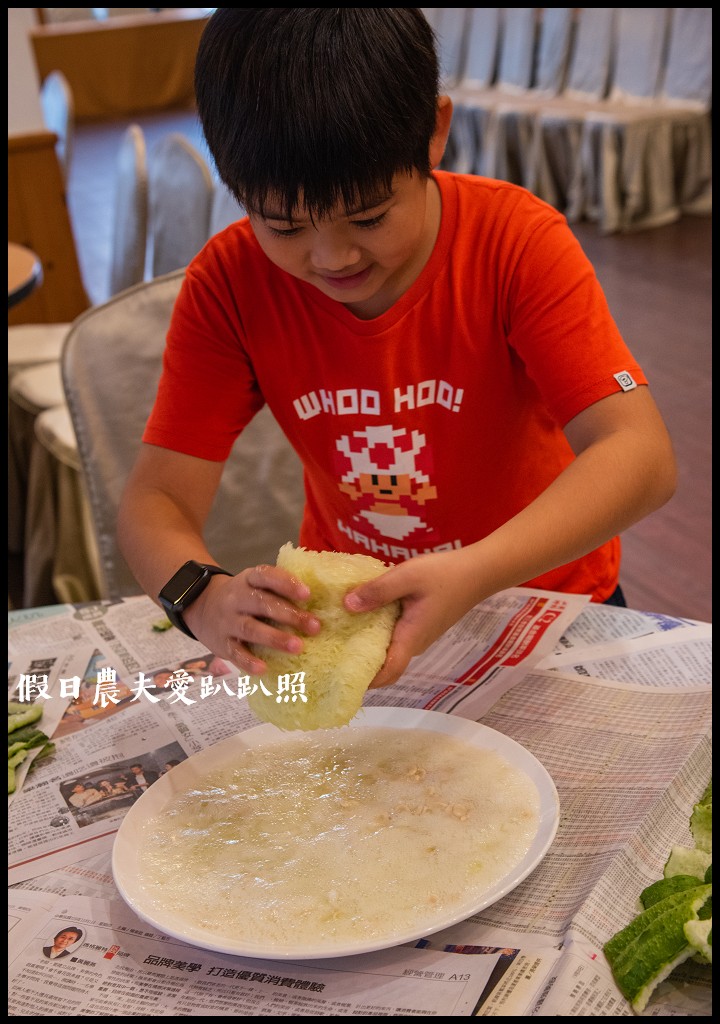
320,266,373,290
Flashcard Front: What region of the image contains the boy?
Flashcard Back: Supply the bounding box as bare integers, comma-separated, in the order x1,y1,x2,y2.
117,9,676,688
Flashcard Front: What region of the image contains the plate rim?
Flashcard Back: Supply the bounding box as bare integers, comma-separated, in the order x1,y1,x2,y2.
112,706,559,959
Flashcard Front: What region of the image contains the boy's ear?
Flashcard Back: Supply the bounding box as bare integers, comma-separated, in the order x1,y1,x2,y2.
429,95,454,169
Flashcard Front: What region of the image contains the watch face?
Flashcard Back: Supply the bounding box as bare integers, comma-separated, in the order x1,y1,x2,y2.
161,562,206,606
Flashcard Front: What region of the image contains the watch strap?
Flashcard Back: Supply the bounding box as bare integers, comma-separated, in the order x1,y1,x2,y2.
159,562,233,641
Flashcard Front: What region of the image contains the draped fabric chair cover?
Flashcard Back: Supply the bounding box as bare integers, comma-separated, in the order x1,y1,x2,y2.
561,8,672,229
7,323,70,380
108,123,149,297
8,125,150,597
26,405,102,606
209,183,246,237
61,270,306,600
441,8,501,174
528,8,616,211
570,7,712,233
445,8,538,177
427,8,471,90
148,133,215,277
485,8,574,186
40,69,75,183
8,360,66,597
8,72,76,563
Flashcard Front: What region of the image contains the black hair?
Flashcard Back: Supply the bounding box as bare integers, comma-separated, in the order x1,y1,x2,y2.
195,8,440,221
54,927,83,943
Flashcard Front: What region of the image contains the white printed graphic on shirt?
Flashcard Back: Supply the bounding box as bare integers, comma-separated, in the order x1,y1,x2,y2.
335,424,437,542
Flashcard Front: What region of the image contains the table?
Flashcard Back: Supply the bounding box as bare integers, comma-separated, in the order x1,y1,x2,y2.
8,592,712,1015
30,9,210,121
8,242,43,309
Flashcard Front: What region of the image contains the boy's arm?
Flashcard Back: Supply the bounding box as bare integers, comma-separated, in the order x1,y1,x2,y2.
345,385,677,687
117,444,320,672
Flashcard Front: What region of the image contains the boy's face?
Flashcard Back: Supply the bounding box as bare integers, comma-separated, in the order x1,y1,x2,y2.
248,171,440,319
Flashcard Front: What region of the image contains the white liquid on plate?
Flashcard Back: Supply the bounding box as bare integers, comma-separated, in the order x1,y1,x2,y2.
136,727,540,948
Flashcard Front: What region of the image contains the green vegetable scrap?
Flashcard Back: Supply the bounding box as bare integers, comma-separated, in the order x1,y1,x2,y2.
8,701,42,733
151,617,173,633
8,701,55,795
604,779,712,1013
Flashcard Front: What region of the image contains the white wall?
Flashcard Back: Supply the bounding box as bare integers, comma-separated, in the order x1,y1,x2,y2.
8,8,45,135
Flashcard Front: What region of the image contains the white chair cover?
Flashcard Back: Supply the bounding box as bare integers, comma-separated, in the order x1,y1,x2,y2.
431,8,471,90
660,8,713,109
108,124,149,297
441,8,501,173
209,184,246,236
570,9,712,232
40,70,75,182
446,8,538,176
62,270,306,600
7,360,67,603
484,8,574,185
494,8,538,94
25,406,102,607
528,9,616,211
8,323,70,378
148,133,215,277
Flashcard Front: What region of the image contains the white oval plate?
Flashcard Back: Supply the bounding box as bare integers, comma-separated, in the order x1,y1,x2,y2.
112,706,559,959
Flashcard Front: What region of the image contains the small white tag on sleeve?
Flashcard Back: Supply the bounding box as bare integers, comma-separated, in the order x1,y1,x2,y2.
614,371,637,392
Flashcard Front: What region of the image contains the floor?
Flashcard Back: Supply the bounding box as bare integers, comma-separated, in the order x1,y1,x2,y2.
14,108,713,624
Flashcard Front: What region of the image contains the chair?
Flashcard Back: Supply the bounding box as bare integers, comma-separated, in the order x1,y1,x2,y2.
569,8,712,233
109,123,149,295
445,9,539,177
147,133,215,277
529,8,672,227
8,71,77,385
560,7,672,229
40,69,75,183
528,8,617,211
26,405,102,606
441,8,501,173
61,270,306,600
427,8,471,90
9,124,149,426
209,183,246,236
8,124,150,602
483,8,574,186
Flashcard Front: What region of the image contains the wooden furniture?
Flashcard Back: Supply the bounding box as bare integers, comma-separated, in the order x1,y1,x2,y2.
8,242,43,309
30,9,211,122
8,129,90,325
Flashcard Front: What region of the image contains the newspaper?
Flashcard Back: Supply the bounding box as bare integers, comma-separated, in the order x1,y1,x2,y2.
8,589,584,884
8,888,506,1017
8,592,712,1016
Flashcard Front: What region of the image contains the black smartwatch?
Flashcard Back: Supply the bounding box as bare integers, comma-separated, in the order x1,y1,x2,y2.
158,561,233,640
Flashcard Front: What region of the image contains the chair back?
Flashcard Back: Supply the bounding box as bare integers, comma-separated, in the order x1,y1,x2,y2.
148,133,215,276
532,8,573,96
61,270,305,600
460,8,501,90
608,8,671,103
40,70,75,181
562,8,616,101
429,8,471,89
209,183,246,236
495,8,538,93
109,124,149,297
660,8,712,108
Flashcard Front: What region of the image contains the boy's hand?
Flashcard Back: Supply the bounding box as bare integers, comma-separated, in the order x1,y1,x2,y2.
343,550,481,688
186,564,322,674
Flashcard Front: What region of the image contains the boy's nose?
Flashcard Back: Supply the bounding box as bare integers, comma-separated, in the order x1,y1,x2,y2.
309,231,361,272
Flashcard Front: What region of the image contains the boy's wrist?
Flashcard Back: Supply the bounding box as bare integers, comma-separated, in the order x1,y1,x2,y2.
158,561,233,640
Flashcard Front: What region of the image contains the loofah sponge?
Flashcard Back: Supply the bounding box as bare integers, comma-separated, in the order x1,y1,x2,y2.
247,543,400,730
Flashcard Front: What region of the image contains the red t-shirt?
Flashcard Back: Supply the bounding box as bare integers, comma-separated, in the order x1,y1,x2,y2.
144,172,647,601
